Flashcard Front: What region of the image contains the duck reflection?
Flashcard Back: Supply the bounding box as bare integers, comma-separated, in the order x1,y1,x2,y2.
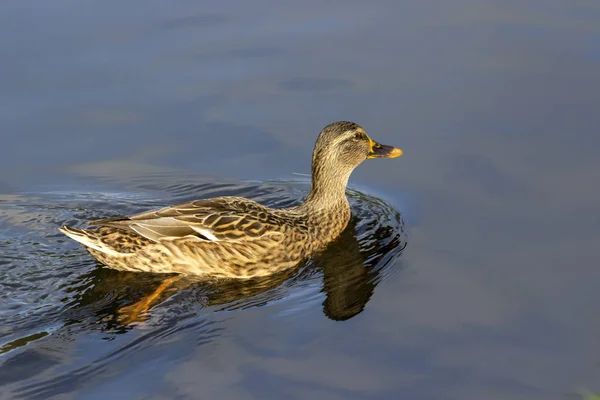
67,215,407,329
318,218,405,321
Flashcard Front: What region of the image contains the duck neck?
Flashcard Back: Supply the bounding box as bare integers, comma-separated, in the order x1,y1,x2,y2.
301,161,352,214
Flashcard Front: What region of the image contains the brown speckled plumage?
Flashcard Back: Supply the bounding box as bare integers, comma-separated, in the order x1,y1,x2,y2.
60,121,402,279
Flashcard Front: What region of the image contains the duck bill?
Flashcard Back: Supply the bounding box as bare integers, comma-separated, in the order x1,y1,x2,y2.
367,138,403,159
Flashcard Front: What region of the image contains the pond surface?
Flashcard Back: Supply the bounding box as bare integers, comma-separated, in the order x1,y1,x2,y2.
1,1,600,399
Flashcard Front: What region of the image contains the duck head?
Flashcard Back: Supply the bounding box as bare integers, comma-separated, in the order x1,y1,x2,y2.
311,121,402,172
305,121,402,204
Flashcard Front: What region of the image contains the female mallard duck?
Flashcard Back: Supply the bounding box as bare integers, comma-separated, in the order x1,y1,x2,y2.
60,121,402,279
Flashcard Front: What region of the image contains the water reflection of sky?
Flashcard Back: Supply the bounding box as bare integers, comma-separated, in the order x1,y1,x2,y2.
1,0,600,398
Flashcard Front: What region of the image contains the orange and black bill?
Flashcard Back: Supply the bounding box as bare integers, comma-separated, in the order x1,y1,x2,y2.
367,138,403,159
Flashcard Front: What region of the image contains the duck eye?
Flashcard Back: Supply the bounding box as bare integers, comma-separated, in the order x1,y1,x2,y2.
352,132,361,140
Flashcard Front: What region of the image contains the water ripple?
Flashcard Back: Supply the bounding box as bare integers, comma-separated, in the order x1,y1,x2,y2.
0,177,407,398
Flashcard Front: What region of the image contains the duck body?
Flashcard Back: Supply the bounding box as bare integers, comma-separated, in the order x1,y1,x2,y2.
61,195,351,278
60,121,401,279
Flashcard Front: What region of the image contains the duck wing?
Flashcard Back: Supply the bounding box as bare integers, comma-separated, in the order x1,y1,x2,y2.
88,197,283,243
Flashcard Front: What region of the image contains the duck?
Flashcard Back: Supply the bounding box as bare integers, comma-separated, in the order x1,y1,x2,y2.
60,121,402,280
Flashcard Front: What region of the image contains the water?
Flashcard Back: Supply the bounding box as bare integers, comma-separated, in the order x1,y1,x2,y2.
2,1,600,399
